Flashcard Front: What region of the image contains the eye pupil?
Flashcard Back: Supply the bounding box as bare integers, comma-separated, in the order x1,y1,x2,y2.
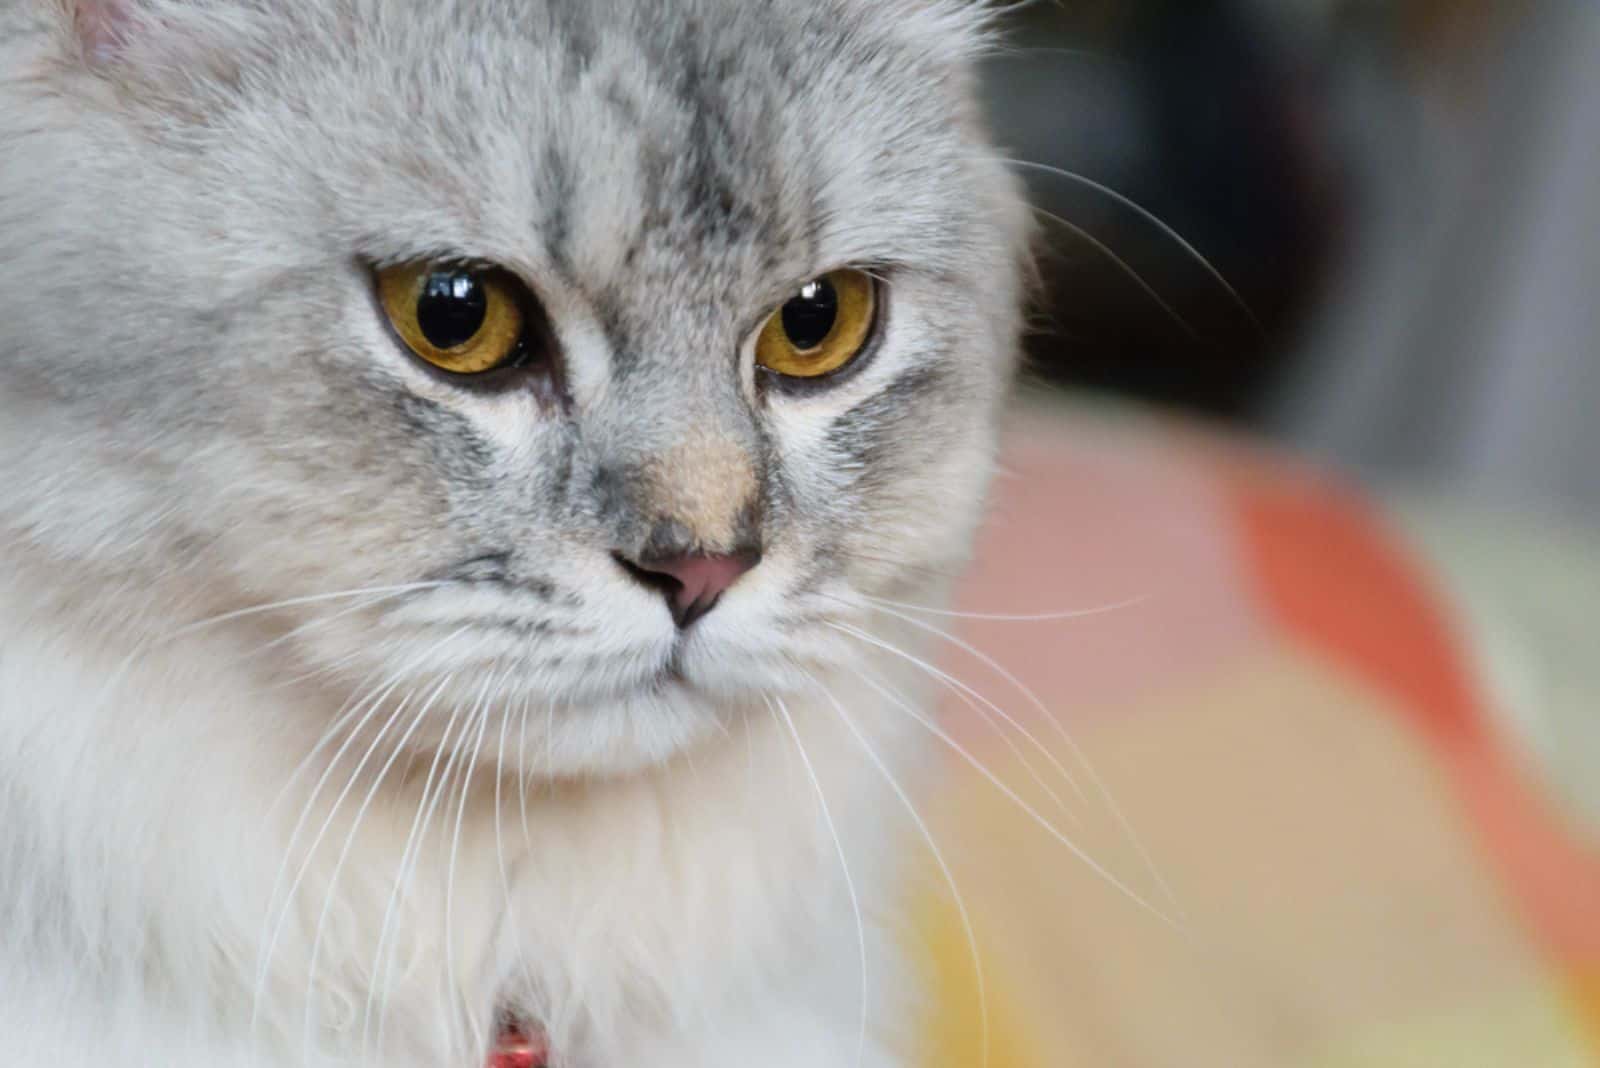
416,270,488,350
780,278,839,351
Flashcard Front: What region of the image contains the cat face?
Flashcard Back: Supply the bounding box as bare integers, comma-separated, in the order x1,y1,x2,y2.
0,0,1027,774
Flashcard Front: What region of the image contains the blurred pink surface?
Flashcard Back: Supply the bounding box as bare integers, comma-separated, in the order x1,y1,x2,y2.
946,416,1262,737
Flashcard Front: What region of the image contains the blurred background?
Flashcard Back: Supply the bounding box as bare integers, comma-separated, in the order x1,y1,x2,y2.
980,0,1600,527
917,6,1600,1063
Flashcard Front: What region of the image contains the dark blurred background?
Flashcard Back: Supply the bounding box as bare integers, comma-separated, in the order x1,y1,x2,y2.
982,0,1600,526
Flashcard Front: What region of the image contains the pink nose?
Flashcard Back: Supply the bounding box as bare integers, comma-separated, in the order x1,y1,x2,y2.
618,550,760,628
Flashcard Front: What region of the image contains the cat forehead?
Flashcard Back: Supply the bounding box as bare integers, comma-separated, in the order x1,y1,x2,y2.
185,0,987,140
137,0,992,273
357,0,990,79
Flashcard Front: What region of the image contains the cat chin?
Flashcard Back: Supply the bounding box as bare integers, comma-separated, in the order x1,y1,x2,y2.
481,666,849,780
344,663,757,782
504,682,738,780
309,593,851,779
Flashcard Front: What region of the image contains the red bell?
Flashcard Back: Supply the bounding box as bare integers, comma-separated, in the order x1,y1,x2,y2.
486,1022,548,1068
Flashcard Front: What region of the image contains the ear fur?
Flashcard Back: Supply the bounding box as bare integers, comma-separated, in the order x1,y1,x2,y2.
52,0,271,99
62,0,141,65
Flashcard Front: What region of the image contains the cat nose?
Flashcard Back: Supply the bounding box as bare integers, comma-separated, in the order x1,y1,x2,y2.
614,549,761,629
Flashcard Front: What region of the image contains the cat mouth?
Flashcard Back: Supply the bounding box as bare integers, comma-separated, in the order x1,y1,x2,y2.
639,638,736,698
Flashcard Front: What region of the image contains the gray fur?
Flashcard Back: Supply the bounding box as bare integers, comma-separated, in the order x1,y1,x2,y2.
0,0,1028,1062
0,0,1026,731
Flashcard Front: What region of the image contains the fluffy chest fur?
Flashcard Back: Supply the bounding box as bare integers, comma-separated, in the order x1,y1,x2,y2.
0,0,1028,1064
0,579,931,1066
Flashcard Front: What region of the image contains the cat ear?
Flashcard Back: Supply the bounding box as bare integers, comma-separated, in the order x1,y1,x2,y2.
60,0,145,65
59,0,265,80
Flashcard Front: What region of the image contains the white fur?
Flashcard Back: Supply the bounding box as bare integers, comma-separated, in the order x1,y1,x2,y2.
0,0,1028,1063
0,556,937,1065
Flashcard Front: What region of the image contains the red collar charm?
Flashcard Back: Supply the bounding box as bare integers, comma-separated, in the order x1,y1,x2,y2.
487,1021,549,1068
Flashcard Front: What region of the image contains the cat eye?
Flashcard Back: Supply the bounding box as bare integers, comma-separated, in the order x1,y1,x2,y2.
755,269,879,380
376,261,539,376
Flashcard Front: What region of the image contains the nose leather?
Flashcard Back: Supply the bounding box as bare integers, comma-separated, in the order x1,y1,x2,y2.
620,550,760,628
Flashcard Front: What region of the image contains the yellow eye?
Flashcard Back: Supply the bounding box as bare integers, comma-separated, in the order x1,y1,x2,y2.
755,269,878,380
376,261,528,375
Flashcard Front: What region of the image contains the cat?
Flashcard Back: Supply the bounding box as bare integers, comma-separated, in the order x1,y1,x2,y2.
0,0,1028,1064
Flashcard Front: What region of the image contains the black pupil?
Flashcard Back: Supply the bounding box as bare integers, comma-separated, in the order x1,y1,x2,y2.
416,270,488,350
780,279,839,351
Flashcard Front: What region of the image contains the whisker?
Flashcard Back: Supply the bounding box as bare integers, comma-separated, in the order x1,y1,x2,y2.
245,626,422,700
827,619,1088,806
444,673,499,1057
996,155,1264,336
992,0,1065,14
768,695,869,1068
237,587,425,663
842,647,1179,930
1025,201,1200,340
544,702,555,780
252,647,437,1035
744,706,759,800
365,670,475,1057
298,671,457,1059
495,690,537,1005
827,548,970,584
516,692,535,847
302,683,420,1052
800,669,991,1068
935,660,1082,824
1003,44,1125,69
863,592,1149,623
858,601,1183,917
262,660,393,825
822,602,1082,822
95,583,450,722
170,581,450,642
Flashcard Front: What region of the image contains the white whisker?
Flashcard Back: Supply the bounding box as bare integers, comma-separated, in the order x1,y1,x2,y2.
516,691,535,847
262,661,393,825
252,647,434,1035
997,155,1264,336
91,584,447,729
801,669,991,1068
933,668,1082,824
1025,201,1199,340
845,654,1179,930
299,672,454,1059
862,601,1183,916
239,587,425,663
365,671,475,1057
297,682,420,1061
863,592,1148,623
444,672,498,1057
495,690,536,1001
544,702,555,779
171,582,449,642
767,695,869,1068
827,619,1088,806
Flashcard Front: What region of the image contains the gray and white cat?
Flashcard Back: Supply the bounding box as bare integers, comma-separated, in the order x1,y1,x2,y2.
0,1,1027,1064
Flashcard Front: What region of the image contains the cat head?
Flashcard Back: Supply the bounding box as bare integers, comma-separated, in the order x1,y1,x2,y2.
0,0,1028,774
